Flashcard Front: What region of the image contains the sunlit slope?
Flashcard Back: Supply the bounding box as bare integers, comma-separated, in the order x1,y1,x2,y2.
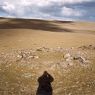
0,17,95,51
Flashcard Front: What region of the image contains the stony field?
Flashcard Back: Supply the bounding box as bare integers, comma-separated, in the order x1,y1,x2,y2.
0,18,95,95
0,45,95,95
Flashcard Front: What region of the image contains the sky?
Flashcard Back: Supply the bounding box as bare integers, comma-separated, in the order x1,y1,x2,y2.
0,0,95,21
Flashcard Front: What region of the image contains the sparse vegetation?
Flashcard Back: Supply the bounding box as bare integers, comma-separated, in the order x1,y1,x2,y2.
0,18,95,95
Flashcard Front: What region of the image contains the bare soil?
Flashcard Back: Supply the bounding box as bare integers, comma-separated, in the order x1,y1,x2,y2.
0,17,95,95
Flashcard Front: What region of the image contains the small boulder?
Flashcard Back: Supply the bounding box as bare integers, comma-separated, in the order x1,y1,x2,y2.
73,56,89,64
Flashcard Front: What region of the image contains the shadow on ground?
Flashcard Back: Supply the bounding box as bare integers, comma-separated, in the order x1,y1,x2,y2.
36,71,54,95
0,18,73,32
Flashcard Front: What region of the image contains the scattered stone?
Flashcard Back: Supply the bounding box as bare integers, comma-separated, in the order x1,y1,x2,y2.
36,48,43,51
79,45,95,50
22,73,32,78
73,56,89,64
36,47,50,52
64,53,71,59
33,55,39,59
0,47,91,67
64,53,73,62
17,54,22,59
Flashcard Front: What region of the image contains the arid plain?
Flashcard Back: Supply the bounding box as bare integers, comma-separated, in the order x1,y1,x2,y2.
0,17,95,95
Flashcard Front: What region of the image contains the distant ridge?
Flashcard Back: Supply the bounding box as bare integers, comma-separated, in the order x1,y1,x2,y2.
0,17,74,32
0,17,73,23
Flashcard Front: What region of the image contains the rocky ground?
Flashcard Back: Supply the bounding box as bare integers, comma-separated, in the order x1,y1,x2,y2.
0,45,95,95
0,17,95,95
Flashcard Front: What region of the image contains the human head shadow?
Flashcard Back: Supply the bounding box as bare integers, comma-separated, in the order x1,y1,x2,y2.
36,71,54,95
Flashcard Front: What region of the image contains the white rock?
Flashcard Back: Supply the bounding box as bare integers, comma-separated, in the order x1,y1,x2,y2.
64,53,71,59
17,55,22,58
34,56,39,59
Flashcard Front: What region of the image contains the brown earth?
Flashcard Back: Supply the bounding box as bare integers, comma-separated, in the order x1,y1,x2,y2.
0,17,95,95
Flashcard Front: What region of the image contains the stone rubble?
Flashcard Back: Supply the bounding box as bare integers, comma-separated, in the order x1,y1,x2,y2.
0,46,94,95
0,46,91,68
79,45,95,50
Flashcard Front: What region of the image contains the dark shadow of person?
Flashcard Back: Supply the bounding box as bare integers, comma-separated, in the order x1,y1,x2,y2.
36,71,54,95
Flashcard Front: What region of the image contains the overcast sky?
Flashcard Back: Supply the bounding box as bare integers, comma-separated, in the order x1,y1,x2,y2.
0,0,95,21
